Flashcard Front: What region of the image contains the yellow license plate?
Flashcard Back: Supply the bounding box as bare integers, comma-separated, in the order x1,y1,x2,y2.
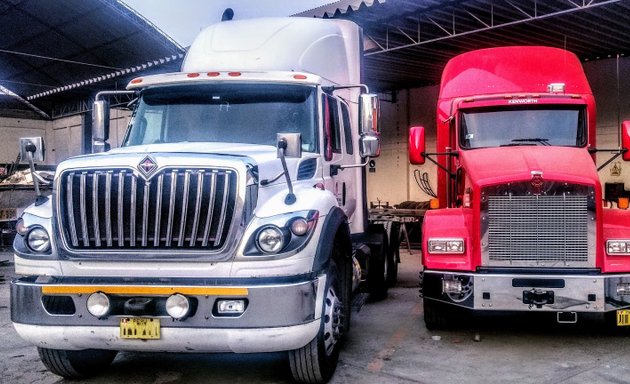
617,310,630,326
120,318,161,339
0,208,17,221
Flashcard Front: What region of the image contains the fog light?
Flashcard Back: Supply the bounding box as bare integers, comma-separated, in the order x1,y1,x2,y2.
86,292,110,317
428,238,465,254
617,283,630,296
26,227,51,253
442,279,463,294
217,299,246,315
256,226,285,253
165,294,190,320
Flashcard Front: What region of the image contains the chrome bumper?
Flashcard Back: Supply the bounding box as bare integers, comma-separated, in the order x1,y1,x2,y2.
423,270,630,312
11,274,325,353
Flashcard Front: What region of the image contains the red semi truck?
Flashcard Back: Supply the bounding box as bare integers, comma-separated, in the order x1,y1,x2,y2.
409,46,630,329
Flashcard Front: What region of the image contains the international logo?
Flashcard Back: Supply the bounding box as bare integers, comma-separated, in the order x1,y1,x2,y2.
138,156,157,176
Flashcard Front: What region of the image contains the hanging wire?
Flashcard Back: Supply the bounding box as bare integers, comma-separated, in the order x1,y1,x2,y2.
414,169,437,198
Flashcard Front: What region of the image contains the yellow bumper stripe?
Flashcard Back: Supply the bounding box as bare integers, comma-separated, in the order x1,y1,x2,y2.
42,285,248,296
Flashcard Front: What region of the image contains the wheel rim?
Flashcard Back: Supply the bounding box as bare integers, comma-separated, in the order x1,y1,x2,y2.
323,285,343,356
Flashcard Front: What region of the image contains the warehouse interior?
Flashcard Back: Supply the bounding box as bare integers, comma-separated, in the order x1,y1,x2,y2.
1,0,630,206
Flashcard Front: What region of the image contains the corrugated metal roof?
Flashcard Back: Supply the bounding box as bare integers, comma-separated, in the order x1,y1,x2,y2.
0,0,185,118
299,0,630,92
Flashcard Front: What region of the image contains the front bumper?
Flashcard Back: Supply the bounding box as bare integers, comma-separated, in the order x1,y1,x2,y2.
11,274,325,353
423,270,630,312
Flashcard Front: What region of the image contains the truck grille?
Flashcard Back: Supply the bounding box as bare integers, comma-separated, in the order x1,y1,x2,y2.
481,182,595,267
58,168,237,251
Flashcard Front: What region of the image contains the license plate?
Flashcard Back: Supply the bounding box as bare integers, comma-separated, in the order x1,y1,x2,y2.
120,318,161,339
0,208,17,221
617,310,630,326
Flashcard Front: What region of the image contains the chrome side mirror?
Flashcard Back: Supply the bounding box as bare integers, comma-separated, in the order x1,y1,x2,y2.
359,93,380,135
92,99,110,153
360,134,380,158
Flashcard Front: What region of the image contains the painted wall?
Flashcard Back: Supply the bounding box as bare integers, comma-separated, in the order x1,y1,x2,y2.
0,117,50,165
367,55,630,206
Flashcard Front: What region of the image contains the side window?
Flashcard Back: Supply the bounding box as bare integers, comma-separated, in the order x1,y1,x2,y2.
322,94,342,160
340,102,353,155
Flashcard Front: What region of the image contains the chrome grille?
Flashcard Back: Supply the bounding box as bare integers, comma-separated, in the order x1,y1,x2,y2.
59,168,237,251
486,194,590,264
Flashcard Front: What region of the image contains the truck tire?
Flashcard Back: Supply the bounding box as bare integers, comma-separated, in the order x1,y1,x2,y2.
38,347,117,379
423,297,452,330
289,257,348,383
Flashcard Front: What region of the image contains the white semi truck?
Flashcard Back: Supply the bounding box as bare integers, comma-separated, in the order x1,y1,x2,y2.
10,17,396,383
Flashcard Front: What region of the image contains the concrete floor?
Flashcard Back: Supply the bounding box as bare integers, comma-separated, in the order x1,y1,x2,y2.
2,249,630,384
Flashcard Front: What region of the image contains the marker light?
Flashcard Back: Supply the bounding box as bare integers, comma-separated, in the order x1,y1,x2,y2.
165,294,191,320
290,218,309,236
428,238,465,254
87,292,111,317
130,78,143,84
607,240,630,255
547,83,566,93
207,72,220,77
187,73,200,78
293,74,307,80
228,72,241,77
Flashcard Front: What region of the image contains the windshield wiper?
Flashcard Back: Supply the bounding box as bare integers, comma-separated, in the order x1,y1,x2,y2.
509,138,550,146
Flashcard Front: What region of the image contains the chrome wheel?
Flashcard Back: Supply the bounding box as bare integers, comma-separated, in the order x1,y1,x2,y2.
323,285,343,356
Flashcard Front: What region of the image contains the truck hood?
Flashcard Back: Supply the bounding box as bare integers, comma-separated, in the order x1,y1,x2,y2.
459,146,598,187
62,142,311,183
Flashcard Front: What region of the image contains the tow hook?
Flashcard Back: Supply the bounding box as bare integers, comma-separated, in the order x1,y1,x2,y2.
523,289,555,308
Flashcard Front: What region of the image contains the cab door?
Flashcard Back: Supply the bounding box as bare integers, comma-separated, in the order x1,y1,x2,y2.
322,93,357,221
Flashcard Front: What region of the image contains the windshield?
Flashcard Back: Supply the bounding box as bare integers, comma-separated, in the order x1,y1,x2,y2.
124,83,318,152
460,106,586,149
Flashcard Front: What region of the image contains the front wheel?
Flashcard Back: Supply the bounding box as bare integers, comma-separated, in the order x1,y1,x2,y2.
38,347,117,379
290,259,347,383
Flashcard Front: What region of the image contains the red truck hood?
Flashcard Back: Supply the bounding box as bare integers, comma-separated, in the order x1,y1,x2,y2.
459,146,598,187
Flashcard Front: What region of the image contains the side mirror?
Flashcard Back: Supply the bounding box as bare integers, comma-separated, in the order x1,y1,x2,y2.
409,126,426,165
19,137,45,163
360,134,380,158
359,94,380,134
92,99,110,153
277,133,302,158
622,121,630,161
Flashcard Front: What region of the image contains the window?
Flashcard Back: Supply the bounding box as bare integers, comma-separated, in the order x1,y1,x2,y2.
460,106,586,149
340,102,353,155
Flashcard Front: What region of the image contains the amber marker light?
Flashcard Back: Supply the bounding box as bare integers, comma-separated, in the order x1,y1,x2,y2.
130,78,143,84
228,72,241,77
187,73,200,78
207,72,220,77
293,74,307,80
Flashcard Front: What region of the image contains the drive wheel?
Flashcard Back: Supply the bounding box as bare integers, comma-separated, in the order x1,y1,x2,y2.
38,347,117,379
290,259,347,383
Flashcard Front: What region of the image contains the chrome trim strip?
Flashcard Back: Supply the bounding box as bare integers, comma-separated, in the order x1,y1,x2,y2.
165,170,177,247
214,171,230,247
117,171,125,247
79,172,89,247
141,180,150,247
130,176,137,247
105,172,113,247
92,171,101,247
177,171,191,247
202,171,217,247
189,171,204,246
154,174,164,247
66,172,78,247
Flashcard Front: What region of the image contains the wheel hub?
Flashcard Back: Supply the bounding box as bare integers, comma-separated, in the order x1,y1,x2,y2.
323,286,343,356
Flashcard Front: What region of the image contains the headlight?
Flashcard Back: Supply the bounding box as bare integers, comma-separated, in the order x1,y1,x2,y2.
87,292,111,317
427,238,465,254
256,225,285,254
607,240,630,255
244,210,319,257
165,294,191,320
26,227,51,253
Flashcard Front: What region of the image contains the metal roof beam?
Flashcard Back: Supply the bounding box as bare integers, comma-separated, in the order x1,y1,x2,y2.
365,0,621,56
